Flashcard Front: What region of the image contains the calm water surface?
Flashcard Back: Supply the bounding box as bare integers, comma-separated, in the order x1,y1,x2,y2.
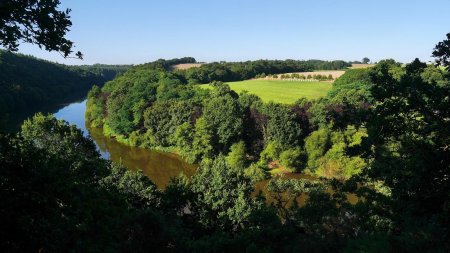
54,100,196,188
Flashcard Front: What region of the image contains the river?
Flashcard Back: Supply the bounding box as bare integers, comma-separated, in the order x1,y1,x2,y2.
54,99,196,188
52,99,357,204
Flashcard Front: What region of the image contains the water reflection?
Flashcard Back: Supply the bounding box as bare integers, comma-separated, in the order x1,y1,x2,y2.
88,126,196,188
53,99,196,188
254,173,358,206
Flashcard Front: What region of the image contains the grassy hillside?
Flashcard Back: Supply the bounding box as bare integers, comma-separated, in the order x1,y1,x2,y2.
201,79,332,103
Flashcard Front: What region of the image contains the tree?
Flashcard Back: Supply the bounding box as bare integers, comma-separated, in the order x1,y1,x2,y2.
0,0,82,58
432,32,450,71
362,57,370,64
279,148,304,171
262,103,302,147
191,117,214,161
0,114,113,251
100,162,160,209
143,101,195,147
365,56,450,248
226,141,247,169
304,126,367,179
191,156,258,230
0,114,182,252
20,113,107,183
203,94,243,151
173,122,194,158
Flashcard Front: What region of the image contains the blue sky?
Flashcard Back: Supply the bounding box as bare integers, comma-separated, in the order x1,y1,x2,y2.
15,0,450,65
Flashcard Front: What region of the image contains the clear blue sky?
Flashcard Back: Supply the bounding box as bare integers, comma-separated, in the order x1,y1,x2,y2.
15,0,450,65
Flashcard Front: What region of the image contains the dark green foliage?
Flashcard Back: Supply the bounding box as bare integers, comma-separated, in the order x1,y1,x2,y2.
191,156,258,230
0,51,128,131
261,102,302,147
308,69,374,129
156,77,195,101
0,115,187,252
203,93,243,151
432,32,450,71
365,57,450,246
304,59,351,70
6,2,450,251
100,163,161,209
0,115,110,251
279,147,304,171
329,68,373,103
87,60,207,139
105,76,158,135
190,116,214,161
173,122,195,158
304,126,367,179
143,101,197,146
0,0,82,58
333,68,372,87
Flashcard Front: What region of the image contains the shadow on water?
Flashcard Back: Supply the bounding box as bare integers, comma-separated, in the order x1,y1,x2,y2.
0,93,87,133
254,173,359,206
87,126,196,189
52,99,196,189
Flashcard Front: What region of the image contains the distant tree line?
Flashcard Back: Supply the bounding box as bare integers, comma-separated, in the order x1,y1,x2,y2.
0,50,130,127
177,59,350,83
265,73,334,81
71,64,132,81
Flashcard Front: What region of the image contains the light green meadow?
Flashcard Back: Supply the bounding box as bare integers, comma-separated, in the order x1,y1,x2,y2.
200,79,332,104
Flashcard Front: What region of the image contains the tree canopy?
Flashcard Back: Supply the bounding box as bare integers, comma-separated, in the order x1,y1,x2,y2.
433,32,450,71
0,0,82,58
0,50,129,131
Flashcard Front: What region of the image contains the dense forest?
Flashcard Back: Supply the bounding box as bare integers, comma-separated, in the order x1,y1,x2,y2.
55,37,450,251
85,57,369,180
2,37,449,250
0,50,130,128
2,0,449,251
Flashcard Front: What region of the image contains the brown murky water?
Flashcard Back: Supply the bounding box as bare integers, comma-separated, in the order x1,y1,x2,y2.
88,126,196,189
254,173,359,206
52,100,195,189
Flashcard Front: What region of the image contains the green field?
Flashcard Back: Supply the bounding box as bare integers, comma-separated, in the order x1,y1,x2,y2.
200,80,332,104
